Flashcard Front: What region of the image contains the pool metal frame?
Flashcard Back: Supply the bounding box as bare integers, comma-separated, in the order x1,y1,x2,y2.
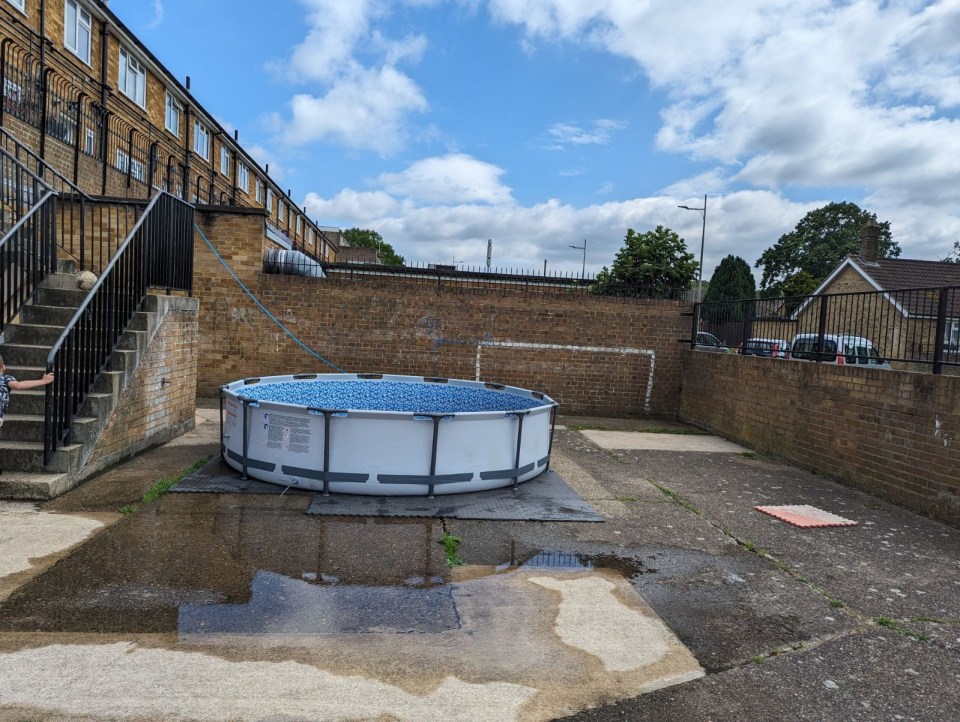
219,373,558,497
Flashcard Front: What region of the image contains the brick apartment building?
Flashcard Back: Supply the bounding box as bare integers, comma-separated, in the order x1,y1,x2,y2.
1,0,339,261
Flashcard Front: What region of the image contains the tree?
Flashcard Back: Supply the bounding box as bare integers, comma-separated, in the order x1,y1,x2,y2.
943,240,960,264
590,226,698,298
341,228,405,266
701,255,756,321
755,202,900,294
703,255,755,303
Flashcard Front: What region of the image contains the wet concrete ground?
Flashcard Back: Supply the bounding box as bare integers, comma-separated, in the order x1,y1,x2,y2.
1,407,959,720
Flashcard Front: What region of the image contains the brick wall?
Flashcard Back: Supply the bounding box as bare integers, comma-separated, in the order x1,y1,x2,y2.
681,352,960,526
195,209,689,417
83,295,200,476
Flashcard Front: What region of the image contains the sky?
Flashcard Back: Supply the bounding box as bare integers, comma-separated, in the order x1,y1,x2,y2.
111,0,960,281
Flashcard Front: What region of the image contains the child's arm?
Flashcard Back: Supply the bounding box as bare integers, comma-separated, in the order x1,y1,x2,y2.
9,373,54,390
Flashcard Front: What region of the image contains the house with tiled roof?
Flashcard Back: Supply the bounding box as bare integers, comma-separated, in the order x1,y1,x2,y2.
794,221,960,365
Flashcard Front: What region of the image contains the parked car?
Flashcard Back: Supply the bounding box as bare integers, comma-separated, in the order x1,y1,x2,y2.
738,337,790,358
695,332,730,353
789,334,892,369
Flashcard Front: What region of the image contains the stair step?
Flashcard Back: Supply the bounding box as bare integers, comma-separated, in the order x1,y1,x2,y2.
3,322,67,346
20,304,78,326
0,470,76,501
34,286,89,308
5,388,113,417
1,414,99,443
0,440,83,474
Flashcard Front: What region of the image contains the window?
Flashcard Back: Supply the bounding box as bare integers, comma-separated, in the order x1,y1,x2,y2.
118,48,146,108
65,1,92,65
946,321,960,352
255,178,264,204
220,146,229,176
47,102,77,145
278,199,285,225
7,0,26,13
115,149,145,182
266,187,273,216
193,120,210,159
296,215,302,236
164,92,181,136
237,162,249,193
83,127,96,156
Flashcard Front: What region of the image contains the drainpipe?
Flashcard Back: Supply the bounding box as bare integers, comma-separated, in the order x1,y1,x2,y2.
0,38,11,127
38,0,48,164
73,91,86,184
182,76,191,199
230,129,238,205
99,19,110,194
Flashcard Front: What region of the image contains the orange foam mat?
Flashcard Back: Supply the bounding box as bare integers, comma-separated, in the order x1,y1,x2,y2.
754,504,859,528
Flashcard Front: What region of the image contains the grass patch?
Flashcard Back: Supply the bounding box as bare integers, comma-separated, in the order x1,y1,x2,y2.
616,495,640,503
439,531,464,568
142,457,208,504
121,503,139,515
650,482,703,516
829,599,846,608
874,617,930,641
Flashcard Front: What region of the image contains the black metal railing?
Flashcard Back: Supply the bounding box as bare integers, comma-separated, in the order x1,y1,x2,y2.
270,259,690,300
43,191,194,464
691,285,960,374
1,126,145,274
0,145,56,333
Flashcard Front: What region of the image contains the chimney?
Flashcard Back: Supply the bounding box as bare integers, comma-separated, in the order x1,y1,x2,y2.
859,219,879,263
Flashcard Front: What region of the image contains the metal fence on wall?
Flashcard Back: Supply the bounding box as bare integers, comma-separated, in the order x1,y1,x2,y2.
262,257,691,300
692,285,960,374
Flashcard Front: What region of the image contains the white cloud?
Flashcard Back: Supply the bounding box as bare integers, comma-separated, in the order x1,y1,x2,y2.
147,0,164,29
483,0,960,259
547,119,627,147
281,67,427,152
302,151,816,278
271,0,430,153
377,154,513,205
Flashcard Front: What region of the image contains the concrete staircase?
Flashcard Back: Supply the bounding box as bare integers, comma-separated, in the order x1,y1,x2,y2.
0,262,159,499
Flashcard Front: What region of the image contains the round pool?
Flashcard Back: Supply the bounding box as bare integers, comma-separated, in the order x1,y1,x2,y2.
220,373,558,496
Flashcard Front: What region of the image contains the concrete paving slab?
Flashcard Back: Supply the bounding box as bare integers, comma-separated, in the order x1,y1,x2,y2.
615,449,960,623
0,502,106,602
559,629,960,721
581,430,748,453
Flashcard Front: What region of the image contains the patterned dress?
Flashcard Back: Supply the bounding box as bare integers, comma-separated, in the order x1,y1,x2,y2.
0,373,15,429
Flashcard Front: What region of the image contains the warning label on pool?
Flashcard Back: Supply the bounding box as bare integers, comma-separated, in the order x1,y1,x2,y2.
264,413,311,453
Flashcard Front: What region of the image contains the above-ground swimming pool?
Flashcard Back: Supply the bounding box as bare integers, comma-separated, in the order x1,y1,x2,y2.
220,373,558,496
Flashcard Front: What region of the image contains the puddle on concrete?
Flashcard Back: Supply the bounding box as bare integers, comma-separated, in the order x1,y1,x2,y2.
0,495,702,721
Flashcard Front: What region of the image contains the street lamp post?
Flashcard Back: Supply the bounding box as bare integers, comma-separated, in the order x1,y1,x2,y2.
569,239,587,278
678,195,707,301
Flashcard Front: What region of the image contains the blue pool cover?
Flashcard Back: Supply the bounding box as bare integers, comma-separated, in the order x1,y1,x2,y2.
234,380,546,414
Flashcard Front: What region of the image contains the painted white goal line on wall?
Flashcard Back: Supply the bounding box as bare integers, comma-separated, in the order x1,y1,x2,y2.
474,340,656,414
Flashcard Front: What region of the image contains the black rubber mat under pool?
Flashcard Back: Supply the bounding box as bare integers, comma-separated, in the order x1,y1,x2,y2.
305,470,603,522
172,458,602,522
170,457,313,495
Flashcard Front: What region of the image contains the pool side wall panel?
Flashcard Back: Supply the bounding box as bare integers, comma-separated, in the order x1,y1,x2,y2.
221,374,554,495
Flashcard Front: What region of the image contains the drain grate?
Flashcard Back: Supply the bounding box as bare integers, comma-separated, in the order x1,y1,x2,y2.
755,504,859,528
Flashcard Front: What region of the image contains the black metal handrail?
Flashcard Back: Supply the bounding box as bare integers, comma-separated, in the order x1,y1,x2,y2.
0,145,56,332
1,126,144,275
691,284,960,374
43,191,194,464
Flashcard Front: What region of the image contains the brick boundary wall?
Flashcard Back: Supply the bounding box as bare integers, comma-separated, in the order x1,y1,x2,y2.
194,209,690,417
82,295,200,478
680,352,960,526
